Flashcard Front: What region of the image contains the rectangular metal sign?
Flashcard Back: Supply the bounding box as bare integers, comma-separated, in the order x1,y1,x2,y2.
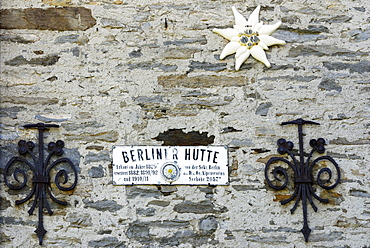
112,146,228,185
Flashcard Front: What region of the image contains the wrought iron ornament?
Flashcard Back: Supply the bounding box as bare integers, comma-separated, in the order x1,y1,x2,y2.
264,118,340,242
3,123,78,245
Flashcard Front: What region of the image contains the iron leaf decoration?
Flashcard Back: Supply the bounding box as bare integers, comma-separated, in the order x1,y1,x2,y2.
3,123,78,245
264,118,340,242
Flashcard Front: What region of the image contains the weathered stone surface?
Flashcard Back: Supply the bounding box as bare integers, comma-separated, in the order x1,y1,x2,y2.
126,186,161,199
65,212,92,227
319,191,345,205
309,231,343,242
125,222,150,242
85,151,111,164
199,216,218,234
148,200,170,207
158,74,246,88
0,231,11,245
137,207,156,216
154,129,215,146
189,61,227,72
328,113,348,120
88,237,126,248
0,7,96,31
88,165,105,178
42,0,72,6
335,216,363,228
128,220,190,230
318,78,342,92
229,138,255,148
5,54,60,66
101,18,125,29
256,102,272,116
128,49,142,58
62,121,105,131
0,34,39,43
133,95,163,104
65,131,119,142
0,197,11,210
316,15,352,24
60,147,81,168
173,200,227,214
35,114,71,122
86,145,105,151
259,75,318,82
158,230,219,246
232,185,263,191
163,36,207,46
353,7,366,12
83,199,123,212
0,216,37,226
330,137,370,145
158,185,178,196
178,97,232,108
163,48,200,59
288,45,364,57
127,62,177,71
1,96,59,105
349,27,370,41
275,30,327,43
97,230,113,235
220,126,242,133
0,106,26,119
323,61,370,74
1,0,369,247
349,189,370,198
0,144,19,171
54,34,89,44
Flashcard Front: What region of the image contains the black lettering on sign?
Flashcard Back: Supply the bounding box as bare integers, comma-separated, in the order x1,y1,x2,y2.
137,149,144,161
172,148,178,160
122,151,129,163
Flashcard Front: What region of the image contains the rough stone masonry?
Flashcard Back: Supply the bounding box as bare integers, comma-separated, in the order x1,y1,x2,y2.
0,0,369,247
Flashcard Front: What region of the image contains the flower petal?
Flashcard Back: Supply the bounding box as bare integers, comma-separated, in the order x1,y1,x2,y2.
259,35,286,46
233,25,244,33
259,21,282,35
258,41,269,50
231,36,240,42
232,6,247,28
254,22,263,31
235,50,251,71
250,45,270,67
235,46,248,58
247,5,260,27
213,28,239,40
220,41,241,59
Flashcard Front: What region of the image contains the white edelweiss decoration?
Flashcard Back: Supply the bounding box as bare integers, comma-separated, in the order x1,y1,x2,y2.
213,6,286,70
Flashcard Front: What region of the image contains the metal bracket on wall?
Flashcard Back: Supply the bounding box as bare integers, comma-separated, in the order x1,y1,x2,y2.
264,118,340,242
3,123,78,245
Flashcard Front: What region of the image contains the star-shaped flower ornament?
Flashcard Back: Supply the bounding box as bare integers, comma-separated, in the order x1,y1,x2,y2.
213,6,286,70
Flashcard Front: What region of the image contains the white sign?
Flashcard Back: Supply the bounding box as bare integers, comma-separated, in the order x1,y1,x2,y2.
112,146,228,185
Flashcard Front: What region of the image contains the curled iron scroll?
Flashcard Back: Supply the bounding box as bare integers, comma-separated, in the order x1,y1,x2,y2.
3,125,78,245
309,155,340,190
264,157,295,190
264,119,341,242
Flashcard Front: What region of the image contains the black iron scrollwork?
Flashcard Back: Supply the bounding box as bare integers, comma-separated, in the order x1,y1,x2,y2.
264,118,340,242
3,123,78,245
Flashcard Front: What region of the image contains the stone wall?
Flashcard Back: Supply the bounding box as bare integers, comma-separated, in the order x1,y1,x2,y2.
1,0,369,247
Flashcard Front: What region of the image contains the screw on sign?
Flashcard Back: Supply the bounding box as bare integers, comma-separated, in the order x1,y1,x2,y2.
264,118,340,242
3,123,78,245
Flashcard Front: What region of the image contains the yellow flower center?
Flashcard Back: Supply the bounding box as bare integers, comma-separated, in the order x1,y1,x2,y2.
239,29,260,49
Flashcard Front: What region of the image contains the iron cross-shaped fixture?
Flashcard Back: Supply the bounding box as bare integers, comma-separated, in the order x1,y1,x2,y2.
3,123,78,245
264,118,340,242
